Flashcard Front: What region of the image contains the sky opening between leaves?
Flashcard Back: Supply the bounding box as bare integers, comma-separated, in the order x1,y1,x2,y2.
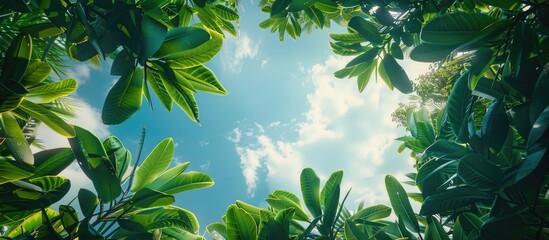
37,0,430,234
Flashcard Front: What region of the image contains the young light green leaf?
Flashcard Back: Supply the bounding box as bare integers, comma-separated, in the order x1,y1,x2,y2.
150,171,214,194
19,100,75,137
226,204,258,240
26,78,78,103
0,157,34,184
0,112,34,165
300,168,322,218
131,138,174,192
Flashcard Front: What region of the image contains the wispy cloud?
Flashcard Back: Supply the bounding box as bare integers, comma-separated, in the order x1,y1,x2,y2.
67,63,92,85
221,33,260,73
229,55,428,206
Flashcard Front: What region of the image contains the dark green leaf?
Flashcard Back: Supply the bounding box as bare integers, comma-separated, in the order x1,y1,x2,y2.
140,15,167,63
457,155,503,191
103,136,130,181
348,16,383,45
102,68,144,125
0,157,34,184
382,54,413,94
33,148,74,178
421,12,496,45
110,50,134,77
344,219,369,240
0,33,32,84
420,187,488,215
19,100,75,137
153,27,210,59
78,188,98,218
424,216,450,240
409,43,455,62
469,48,495,89
385,175,420,233
132,188,175,208
481,99,509,153
447,73,472,141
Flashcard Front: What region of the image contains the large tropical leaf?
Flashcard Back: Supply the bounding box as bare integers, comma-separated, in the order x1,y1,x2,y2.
385,175,420,233
131,188,175,208
153,27,208,58
102,67,144,125
131,138,174,192
0,33,32,83
0,112,34,164
420,187,489,215
0,157,34,184
176,65,227,95
226,204,257,240
409,43,456,62
382,53,413,94
0,176,70,212
149,171,214,195
349,204,391,221
300,168,322,219
162,72,200,123
78,188,98,218
19,100,75,137
118,206,199,233
319,170,343,234
447,73,472,141
424,216,450,240
420,12,496,45
32,148,74,178
348,16,383,45
68,126,121,202
167,28,223,68
139,15,167,62
103,136,130,181
25,78,78,103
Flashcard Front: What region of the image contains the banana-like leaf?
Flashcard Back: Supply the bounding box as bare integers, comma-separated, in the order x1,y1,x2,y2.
226,204,258,240
78,188,98,219
19,100,75,137
421,12,496,45
207,222,228,240
131,138,174,192
102,68,144,125
68,126,121,202
103,136,130,181
0,176,70,212
0,156,34,184
382,54,413,94
344,219,368,240
162,72,200,123
385,175,420,233
0,112,34,165
0,33,32,83
410,43,456,62
266,192,309,221
424,216,450,240
212,4,239,21
26,78,78,103
119,206,199,233
349,204,391,222
149,171,214,195
420,187,489,215
32,148,74,178
131,188,175,208
7,208,60,238
21,59,51,88
167,28,223,68
300,168,322,219
153,27,210,59
176,65,227,95
59,205,79,235
447,73,472,141
145,67,173,111
140,15,167,62
348,16,383,45
319,171,343,234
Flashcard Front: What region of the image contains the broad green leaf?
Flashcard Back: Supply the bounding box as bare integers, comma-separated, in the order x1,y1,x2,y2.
2,0,31,12
0,157,34,184
265,194,309,221
319,170,342,235
140,15,167,62
102,67,144,125
416,159,457,185
479,213,527,239
391,42,404,60
420,187,489,215
131,138,174,192
145,67,173,111
349,204,391,221
515,106,549,182
357,59,376,92
59,205,79,235
119,206,199,233
476,0,519,9
459,212,483,236
455,19,512,51
32,148,74,178
348,16,383,45
382,54,413,94
385,175,420,233
344,219,369,240
77,219,102,240
153,27,210,59
409,43,456,62
453,217,467,240
148,162,190,189
111,50,134,77
481,99,509,153
78,188,98,218
0,33,32,84
212,4,239,21
447,73,472,141
68,126,121,202
329,32,365,44
26,78,78,103
207,222,228,239
271,0,291,17
162,73,200,123
0,176,70,212
421,12,496,45
424,216,450,240
287,0,317,12
20,22,63,38
329,42,364,56
19,100,75,137
0,112,34,165
21,59,51,87
304,6,325,29
150,171,214,194
103,136,130,181
469,48,495,89
176,65,227,95
131,188,175,208
424,140,470,160
69,41,98,61
300,168,322,218
346,48,378,68
7,209,59,238
226,204,258,240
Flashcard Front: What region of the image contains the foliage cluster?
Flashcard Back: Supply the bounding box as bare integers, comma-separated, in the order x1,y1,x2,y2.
0,0,548,239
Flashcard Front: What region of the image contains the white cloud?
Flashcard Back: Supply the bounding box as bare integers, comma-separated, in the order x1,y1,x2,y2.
67,63,92,85
230,55,429,207
221,33,260,73
198,140,210,147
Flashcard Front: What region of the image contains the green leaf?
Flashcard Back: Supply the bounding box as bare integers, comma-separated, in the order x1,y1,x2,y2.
176,65,227,95
32,148,75,178
469,48,495,89
348,16,383,45
0,157,34,185
131,138,174,192
103,136,130,181
421,12,496,45
300,168,322,219
226,204,258,240
207,222,228,239
344,219,368,240
447,73,472,141
59,205,79,235
131,188,175,208
7,209,60,238
420,187,488,215
481,99,509,153
382,54,413,94
26,78,78,103
102,67,144,125
391,42,404,60
459,212,483,236
68,126,121,202
357,59,376,92
453,216,467,240
145,67,173,111
111,50,134,77
424,216,450,240
349,204,391,221
19,100,75,137
455,19,512,52
515,106,549,182
0,33,32,84
409,43,456,62
265,192,309,221
167,28,223,68
162,72,200,123
458,155,504,191
329,32,365,44
147,162,189,188
21,59,51,87
385,175,419,233
150,171,214,194
153,27,210,59
212,4,239,21
416,159,457,186
530,68,549,124
120,206,199,233
304,6,325,29
0,112,34,165
78,188,98,218
0,176,70,212
20,22,64,38
271,0,291,17
476,0,519,9
140,15,167,62
319,170,342,234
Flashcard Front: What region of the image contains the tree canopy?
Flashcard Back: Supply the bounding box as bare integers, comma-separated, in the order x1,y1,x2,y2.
0,0,548,239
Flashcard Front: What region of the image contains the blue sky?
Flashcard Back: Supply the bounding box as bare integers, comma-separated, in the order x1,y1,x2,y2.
40,1,430,236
